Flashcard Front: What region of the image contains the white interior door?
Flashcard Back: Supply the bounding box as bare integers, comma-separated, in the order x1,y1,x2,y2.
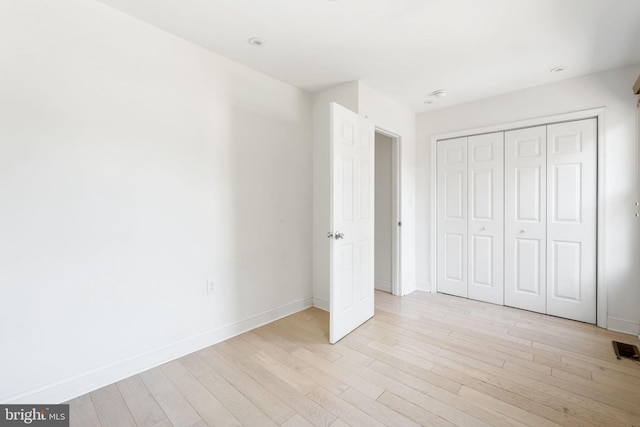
330,102,375,344
504,126,547,313
546,119,597,323
468,132,504,305
436,137,468,297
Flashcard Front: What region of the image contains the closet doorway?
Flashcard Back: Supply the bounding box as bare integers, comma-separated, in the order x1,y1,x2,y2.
431,109,606,326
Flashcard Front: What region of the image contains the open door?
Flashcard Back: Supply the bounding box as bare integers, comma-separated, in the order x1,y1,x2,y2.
329,102,375,344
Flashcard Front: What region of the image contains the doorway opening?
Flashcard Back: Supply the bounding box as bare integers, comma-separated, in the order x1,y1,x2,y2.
374,130,401,296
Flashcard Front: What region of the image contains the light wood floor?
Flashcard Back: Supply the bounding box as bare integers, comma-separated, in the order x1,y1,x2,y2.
68,291,640,427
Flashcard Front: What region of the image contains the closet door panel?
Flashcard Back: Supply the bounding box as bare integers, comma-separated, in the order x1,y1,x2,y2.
468,132,504,305
546,119,597,323
504,126,547,313
437,137,468,297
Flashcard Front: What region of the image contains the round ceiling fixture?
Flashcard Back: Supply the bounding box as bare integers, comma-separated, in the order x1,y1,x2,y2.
424,89,447,104
430,89,447,98
550,66,566,73
248,37,265,47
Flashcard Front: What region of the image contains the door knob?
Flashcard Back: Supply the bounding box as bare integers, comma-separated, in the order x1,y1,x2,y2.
334,232,345,240
520,229,526,233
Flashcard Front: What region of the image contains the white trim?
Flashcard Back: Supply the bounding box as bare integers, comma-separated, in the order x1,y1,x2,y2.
607,317,640,336
429,107,607,327
430,132,438,294
5,296,314,404
432,108,606,141
596,111,607,329
313,296,330,312
416,281,431,292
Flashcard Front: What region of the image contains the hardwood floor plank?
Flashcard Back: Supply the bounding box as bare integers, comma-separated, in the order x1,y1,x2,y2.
430,358,636,427
66,291,640,427
339,332,463,394
445,371,599,427
590,370,640,394
339,387,421,427
140,366,202,427
265,321,342,363
68,393,101,427
457,385,560,427
249,350,317,394
305,386,385,427
178,353,213,378
161,359,241,426
196,371,277,427
507,327,613,360
281,414,315,427
116,375,168,427
90,384,137,427
225,335,260,357
197,347,295,425
366,339,437,371
291,347,385,400
222,350,337,427
242,330,311,372
180,349,279,427
560,352,640,380
370,359,525,427
447,329,561,362
300,365,350,396
532,355,591,379
376,391,457,427
502,361,640,415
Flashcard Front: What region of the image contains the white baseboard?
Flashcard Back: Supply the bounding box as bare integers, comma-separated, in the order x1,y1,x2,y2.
416,281,431,292
401,281,417,296
313,296,329,312
6,296,314,404
375,279,392,292
607,316,640,336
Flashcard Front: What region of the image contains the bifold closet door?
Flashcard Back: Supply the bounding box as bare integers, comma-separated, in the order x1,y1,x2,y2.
504,120,597,322
504,126,547,313
468,133,504,305
546,119,597,323
436,137,467,297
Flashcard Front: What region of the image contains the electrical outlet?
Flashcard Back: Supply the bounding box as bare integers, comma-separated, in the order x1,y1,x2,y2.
207,280,215,294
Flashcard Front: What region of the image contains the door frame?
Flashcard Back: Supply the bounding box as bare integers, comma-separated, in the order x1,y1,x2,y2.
375,127,402,296
429,107,607,328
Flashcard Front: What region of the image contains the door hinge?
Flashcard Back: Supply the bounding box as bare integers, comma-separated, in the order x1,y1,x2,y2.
398,221,402,227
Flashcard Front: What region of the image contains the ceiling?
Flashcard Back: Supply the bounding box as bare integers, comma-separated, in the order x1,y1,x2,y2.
95,0,640,112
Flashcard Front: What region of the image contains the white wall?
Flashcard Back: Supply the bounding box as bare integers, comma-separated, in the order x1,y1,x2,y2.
375,133,393,291
0,0,313,403
416,63,640,335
